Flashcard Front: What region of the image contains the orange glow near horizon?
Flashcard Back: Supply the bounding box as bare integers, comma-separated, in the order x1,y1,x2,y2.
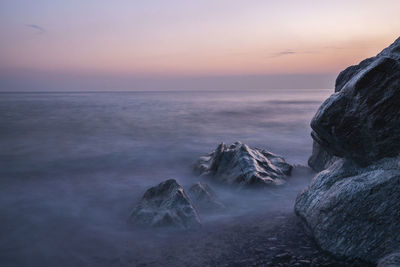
0,1,399,77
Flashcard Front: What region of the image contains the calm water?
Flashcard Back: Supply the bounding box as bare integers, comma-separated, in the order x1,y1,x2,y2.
1,90,330,177
0,89,331,266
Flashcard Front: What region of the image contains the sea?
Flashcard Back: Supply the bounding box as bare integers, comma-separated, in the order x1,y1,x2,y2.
0,89,332,266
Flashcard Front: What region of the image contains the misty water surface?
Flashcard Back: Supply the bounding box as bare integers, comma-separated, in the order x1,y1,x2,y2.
0,89,331,266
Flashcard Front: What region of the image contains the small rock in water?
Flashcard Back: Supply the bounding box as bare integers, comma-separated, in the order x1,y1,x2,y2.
129,179,201,229
188,182,225,212
194,141,292,187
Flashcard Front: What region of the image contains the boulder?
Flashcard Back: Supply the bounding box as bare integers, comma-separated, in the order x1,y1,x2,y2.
378,252,400,267
188,182,225,212
295,157,400,263
129,179,201,228
194,141,292,187
310,37,400,166
308,141,339,172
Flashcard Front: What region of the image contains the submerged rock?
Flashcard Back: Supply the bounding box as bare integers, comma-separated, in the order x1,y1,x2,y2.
295,157,400,263
194,141,292,187
129,179,201,228
188,182,225,212
310,37,400,166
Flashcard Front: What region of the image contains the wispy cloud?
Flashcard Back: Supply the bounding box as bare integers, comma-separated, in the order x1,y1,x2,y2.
267,49,317,59
277,50,296,56
267,50,296,58
26,24,46,34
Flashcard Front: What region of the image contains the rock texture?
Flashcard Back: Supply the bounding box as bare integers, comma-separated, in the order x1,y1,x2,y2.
378,252,400,267
188,182,225,212
308,141,338,172
310,37,400,166
194,142,292,187
298,37,400,263
129,179,201,228
296,157,400,263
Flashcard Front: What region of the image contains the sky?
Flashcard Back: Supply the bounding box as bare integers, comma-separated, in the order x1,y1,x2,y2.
0,0,399,91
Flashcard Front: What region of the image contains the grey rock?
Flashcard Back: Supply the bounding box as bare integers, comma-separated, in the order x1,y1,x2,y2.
308,141,339,172
194,141,292,187
274,252,292,259
295,157,400,263
378,252,400,267
129,179,201,228
311,37,400,166
188,182,225,212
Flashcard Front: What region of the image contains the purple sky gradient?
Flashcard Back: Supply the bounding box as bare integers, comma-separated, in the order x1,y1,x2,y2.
0,0,399,91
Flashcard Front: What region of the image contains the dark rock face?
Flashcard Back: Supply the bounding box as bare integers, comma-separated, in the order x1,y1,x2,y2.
334,57,375,93
308,141,338,172
295,157,400,263
129,179,201,228
188,182,225,212
298,37,400,264
378,252,400,267
311,37,400,166
194,142,292,187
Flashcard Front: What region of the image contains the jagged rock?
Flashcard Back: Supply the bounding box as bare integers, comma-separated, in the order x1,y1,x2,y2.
310,37,400,166
194,141,292,187
378,252,400,267
188,182,225,212
129,179,201,228
308,141,339,172
295,157,400,263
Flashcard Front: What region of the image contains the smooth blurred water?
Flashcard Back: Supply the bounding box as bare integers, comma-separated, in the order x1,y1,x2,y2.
0,89,331,266
0,89,330,178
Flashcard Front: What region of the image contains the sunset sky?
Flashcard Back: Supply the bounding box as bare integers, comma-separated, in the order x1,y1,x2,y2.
0,0,399,91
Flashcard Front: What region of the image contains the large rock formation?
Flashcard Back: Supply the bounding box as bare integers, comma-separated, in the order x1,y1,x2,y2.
188,182,225,212
297,37,400,263
129,179,201,228
310,37,400,166
295,157,400,263
309,38,400,172
194,142,292,187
